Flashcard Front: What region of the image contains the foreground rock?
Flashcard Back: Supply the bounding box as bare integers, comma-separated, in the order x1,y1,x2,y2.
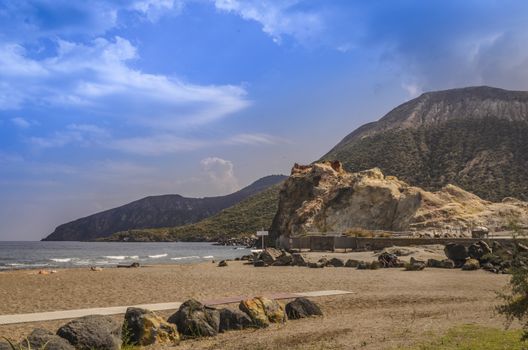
285,298,323,319
427,258,455,269
444,243,469,266
219,308,253,332
269,161,528,243
20,329,75,350
123,307,179,346
239,297,286,328
462,258,480,271
168,299,220,338
258,248,282,265
57,315,122,350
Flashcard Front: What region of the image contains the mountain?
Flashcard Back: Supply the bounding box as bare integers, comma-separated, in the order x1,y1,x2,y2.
104,181,284,242
322,86,528,201
43,175,287,241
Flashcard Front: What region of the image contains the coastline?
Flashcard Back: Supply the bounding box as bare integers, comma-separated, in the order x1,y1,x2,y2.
0,255,514,349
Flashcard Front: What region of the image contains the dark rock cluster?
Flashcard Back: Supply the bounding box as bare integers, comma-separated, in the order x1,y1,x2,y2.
6,297,323,349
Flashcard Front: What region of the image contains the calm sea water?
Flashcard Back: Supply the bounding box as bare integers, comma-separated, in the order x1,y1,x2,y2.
0,241,250,270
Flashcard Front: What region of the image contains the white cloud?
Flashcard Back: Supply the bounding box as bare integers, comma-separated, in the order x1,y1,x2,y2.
226,133,284,145
0,37,249,126
213,0,323,44
11,117,32,129
200,157,238,193
29,124,109,149
131,0,184,21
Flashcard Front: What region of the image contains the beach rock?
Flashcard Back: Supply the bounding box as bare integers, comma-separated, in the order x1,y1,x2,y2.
292,253,307,266
19,329,75,350
357,261,369,270
328,258,345,267
218,308,253,332
57,315,122,350
307,261,325,268
378,252,401,268
345,259,360,268
253,259,267,267
468,241,492,260
273,251,293,266
167,299,220,338
317,257,329,266
427,258,455,269
240,255,252,261
239,297,286,328
462,258,480,271
444,243,469,266
123,307,179,346
258,248,282,265
285,298,323,319
218,260,228,267
405,257,426,271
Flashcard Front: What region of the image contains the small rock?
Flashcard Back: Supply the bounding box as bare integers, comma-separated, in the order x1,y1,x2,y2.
427,258,455,269
57,315,122,350
258,248,282,265
239,297,286,328
123,307,179,346
292,253,307,266
345,259,360,268
405,257,426,271
307,261,325,268
273,251,293,266
218,260,228,267
219,309,253,332
328,258,345,267
285,298,323,319
462,258,480,271
167,299,220,338
90,267,103,272
317,257,329,266
253,260,267,267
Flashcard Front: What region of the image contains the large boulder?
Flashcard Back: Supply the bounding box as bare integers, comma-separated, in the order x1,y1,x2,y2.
218,308,253,332
57,315,122,350
273,251,293,266
258,248,282,265
285,298,323,319
123,307,179,346
345,259,360,268
444,243,469,266
19,329,75,350
239,297,286,328
468,241,492,260
328,258,345,267
167,299,220,338
292,253,307,266
462,258,480,271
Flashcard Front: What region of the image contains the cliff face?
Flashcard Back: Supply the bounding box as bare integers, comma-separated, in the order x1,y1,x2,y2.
43,175,286,241
270,162,528,241
322,86,528,201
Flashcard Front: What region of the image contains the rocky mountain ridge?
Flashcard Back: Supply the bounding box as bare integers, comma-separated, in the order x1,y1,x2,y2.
322,86,528,201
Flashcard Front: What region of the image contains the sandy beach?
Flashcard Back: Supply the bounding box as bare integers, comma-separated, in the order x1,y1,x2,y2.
0,248,514,350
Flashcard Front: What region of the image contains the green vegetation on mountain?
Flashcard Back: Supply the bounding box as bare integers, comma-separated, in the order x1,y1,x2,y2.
322,86,528,202
105,182,284,242
44,175,286,241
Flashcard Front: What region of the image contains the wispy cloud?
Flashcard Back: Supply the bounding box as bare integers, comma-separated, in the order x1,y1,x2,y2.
0,37,250,126
213,0,324,44
11,117,34,129
226,133,286,146
107,134,207,156
29,124,109,149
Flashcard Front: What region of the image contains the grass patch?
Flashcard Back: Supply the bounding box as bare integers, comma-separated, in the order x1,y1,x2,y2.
401,324,525,350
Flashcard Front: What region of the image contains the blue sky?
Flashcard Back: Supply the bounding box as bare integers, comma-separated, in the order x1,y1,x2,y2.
1,0,528,240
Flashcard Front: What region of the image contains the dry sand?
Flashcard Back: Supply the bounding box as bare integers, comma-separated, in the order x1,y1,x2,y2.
0,250,514,349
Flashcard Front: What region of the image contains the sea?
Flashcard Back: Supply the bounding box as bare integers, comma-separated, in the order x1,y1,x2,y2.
0,241,251,270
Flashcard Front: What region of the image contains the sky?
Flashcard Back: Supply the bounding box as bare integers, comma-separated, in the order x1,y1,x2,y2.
2,0,528,240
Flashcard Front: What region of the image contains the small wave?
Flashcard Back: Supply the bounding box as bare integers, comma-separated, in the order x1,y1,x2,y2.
170,256,200,260
104,256,126,260
50,258,72,263
7,263,50,268
128,256,139,259
202,255,214,259
148,254,168,259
